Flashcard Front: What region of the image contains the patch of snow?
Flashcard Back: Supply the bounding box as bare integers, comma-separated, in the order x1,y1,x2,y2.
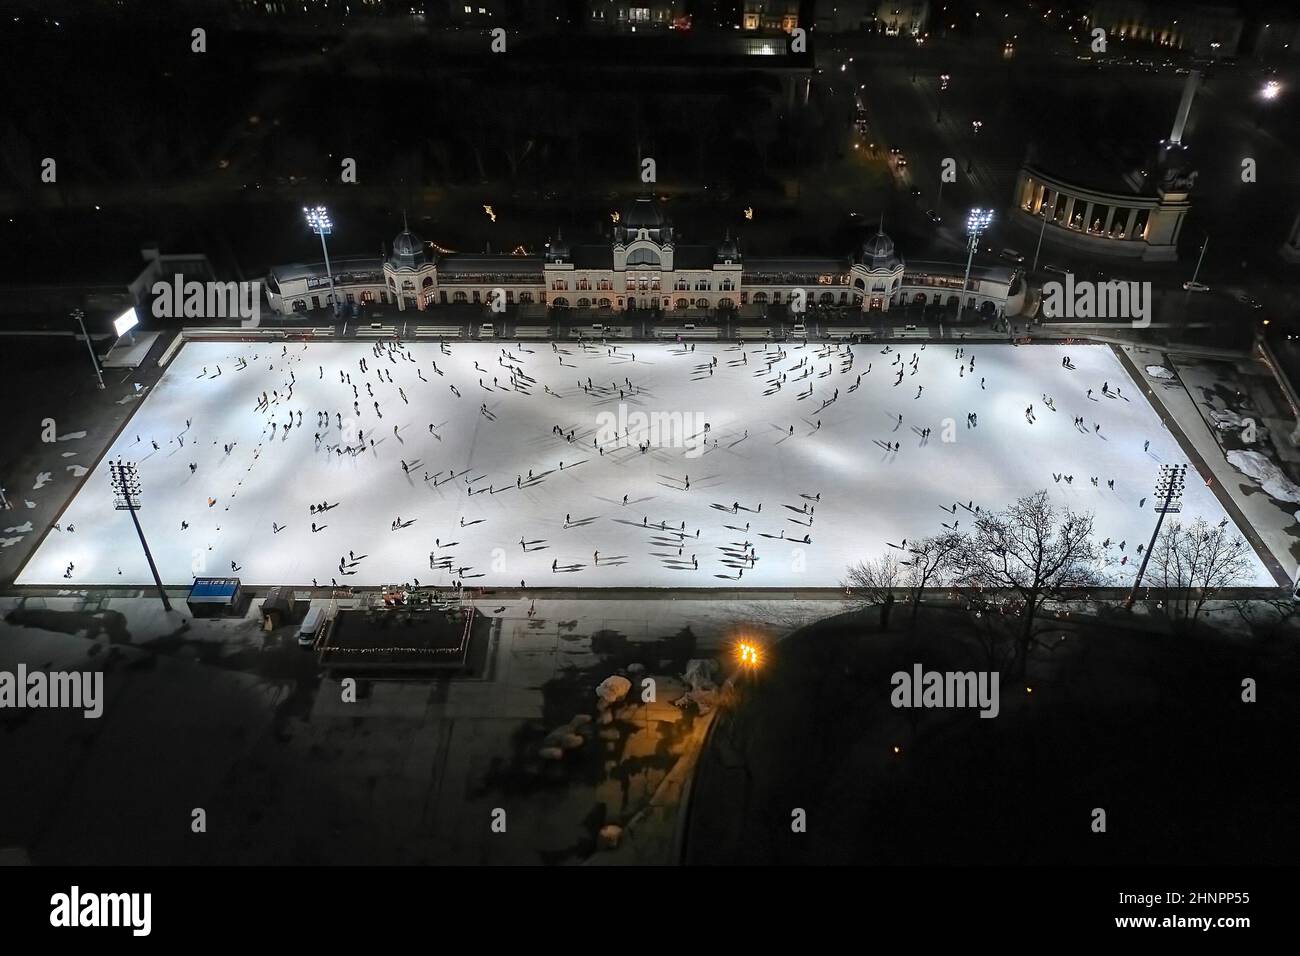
1226,449,1300,504
4,521,33,534
1145,365,1175,379
56,431,88,442
32,472,51,490
65,465,88,477
0,537,23,549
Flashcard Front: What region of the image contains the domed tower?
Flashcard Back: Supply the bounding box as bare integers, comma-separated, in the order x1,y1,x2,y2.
859,227,900,272
545,228,570,263
849,223,905,312
389,222,428,271
383,214,436,312
716,229,741,264
617,195,673,245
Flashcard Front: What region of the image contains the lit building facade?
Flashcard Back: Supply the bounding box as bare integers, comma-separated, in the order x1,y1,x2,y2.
265,197,1025,318
1090,0,1244,57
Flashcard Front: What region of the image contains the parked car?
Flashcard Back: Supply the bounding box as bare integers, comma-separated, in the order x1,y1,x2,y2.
1235,292,1263,310
480,322,497,338
1183,280,1210,292
999,248,1025,263
924,209,941,224
1043,263,1069,276
297,606,324,648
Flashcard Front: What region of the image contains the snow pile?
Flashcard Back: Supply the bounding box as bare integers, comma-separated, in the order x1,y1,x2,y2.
595,675,632,706
1145,365,1175,380
1226,449,1300,504
1207,408,1244,430
675,658,722,714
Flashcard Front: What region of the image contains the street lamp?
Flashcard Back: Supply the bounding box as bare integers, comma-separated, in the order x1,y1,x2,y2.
1125,463,1188,609
1262,79,1282,100
961,208,993,324
303,205,339,318
71,308,105,390
971,119,983,135
109,460,172,612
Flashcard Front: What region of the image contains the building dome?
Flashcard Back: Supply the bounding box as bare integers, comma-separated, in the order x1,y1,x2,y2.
622,196,667,230
389,227,428,269
862,230,894,261
546,228,570,262
717,230,741,262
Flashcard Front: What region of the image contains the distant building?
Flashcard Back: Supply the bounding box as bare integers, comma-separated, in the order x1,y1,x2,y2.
586,1,686,31
741,1,798,32
814,1,928,35
266,197,1025,319
1090,1,1244,57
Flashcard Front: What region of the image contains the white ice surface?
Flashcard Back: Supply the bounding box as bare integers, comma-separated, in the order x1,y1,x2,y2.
17,340,1272,587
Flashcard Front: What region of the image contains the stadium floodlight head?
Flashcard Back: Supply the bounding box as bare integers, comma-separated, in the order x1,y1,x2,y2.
966,208,993,235
113,307,139,338
1262,79,1282,100
304,205,332,235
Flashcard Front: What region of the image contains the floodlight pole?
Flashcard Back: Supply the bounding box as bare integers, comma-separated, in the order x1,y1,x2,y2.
1125,465,1187,610
110,460,172,611
1031,207,1049,273
72,309,105,390
317,229,338,318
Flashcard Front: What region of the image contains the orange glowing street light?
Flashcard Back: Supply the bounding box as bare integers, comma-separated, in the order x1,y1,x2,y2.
736,640,762,669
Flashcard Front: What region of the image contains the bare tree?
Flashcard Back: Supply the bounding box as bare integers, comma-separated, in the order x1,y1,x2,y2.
845,531,963,630
843,551,904,628
958,491,1103,679
1149,518,1253,627
902,531,964,625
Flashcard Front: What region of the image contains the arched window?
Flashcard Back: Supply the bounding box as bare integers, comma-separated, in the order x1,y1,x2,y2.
675,279,689,291
720,278,734,291
598,279,613,291
453,291,467,303
675,298,689,309
551,280,568,291
819,292,834,304
577,278,591,291
292,300,307,312
694,297,709,309
519,292,533,304
718,297,735,310
597,298,611,309
627,248,661,267
753,291,768,304
577,298,591,308
553,297,569,308
421,276,433,288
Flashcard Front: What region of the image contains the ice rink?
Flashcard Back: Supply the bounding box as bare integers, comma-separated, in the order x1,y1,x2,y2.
18,338,1272,588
